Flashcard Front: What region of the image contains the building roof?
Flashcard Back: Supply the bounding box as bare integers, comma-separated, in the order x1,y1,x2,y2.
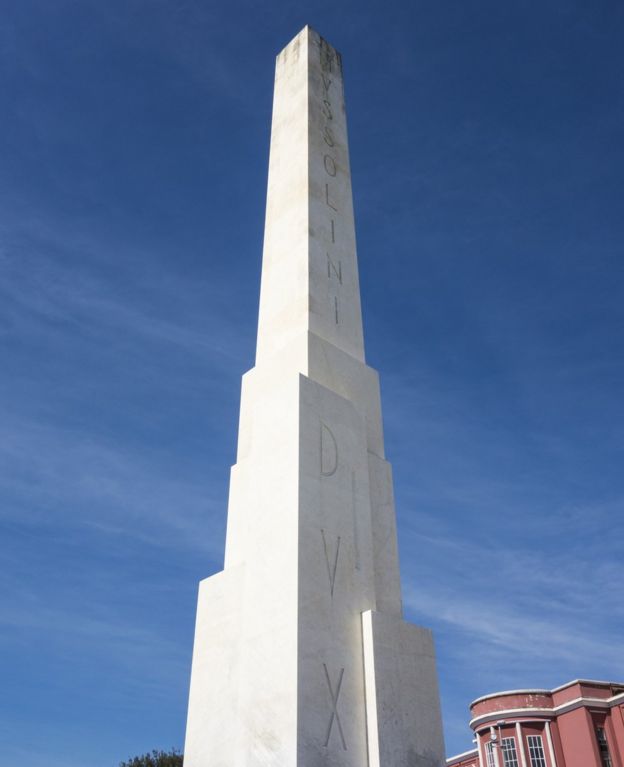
470,679,624,708
446,748,478,766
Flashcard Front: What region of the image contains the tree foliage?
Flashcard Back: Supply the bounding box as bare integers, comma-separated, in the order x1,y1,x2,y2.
119,748,183,767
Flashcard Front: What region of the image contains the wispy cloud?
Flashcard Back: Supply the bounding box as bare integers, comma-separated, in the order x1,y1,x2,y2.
0,217,247,555
0,235,247,367
0,414,224,552
402,523,624,684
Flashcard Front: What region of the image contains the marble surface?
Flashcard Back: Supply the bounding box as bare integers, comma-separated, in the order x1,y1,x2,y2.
184,26,446,766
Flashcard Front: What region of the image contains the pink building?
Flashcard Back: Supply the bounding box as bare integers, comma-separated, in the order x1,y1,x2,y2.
447,679,624,767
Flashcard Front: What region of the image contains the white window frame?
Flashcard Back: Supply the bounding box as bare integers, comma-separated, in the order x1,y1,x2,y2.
596,727,613,767
486,741,497,767
527,735,547,767
501,737,519,767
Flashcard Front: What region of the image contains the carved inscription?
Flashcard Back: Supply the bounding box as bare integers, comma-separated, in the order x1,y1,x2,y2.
327,254,342,284
320,422,338,477
320,40,335,73
323,154,337,176
351,471,361,571
322,663,347,750
319,41,342,328
321,529,341,597
325,183,337,212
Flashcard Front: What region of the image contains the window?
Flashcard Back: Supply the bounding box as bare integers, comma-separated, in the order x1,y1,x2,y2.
485,741,496,767
596,727,613,767
501,737,519,767
527,735,547,767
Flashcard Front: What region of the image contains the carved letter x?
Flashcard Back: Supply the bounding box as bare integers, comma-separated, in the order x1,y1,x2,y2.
323,663,347,750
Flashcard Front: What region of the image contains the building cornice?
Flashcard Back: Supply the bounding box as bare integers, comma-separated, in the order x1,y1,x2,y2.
470,692,624,730
471,679,624,708
471,689,550,706
550,679,624,693
446,748,478,765
471,709,553,730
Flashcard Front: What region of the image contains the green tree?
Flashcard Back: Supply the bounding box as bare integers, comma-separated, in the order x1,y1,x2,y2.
119,748,183,767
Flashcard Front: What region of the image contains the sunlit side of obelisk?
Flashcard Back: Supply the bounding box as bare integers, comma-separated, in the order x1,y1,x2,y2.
184,27,446,767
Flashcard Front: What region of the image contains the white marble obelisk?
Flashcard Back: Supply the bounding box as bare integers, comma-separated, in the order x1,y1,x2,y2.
184,27,446,767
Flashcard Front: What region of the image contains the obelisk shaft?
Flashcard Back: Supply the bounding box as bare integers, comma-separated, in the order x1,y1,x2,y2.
184,27,446,767
256,28,364,364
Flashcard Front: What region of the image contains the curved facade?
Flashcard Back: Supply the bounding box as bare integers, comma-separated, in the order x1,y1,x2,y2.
447,679,624,767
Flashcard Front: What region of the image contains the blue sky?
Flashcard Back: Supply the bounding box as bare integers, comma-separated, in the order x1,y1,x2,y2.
1,1,623,763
